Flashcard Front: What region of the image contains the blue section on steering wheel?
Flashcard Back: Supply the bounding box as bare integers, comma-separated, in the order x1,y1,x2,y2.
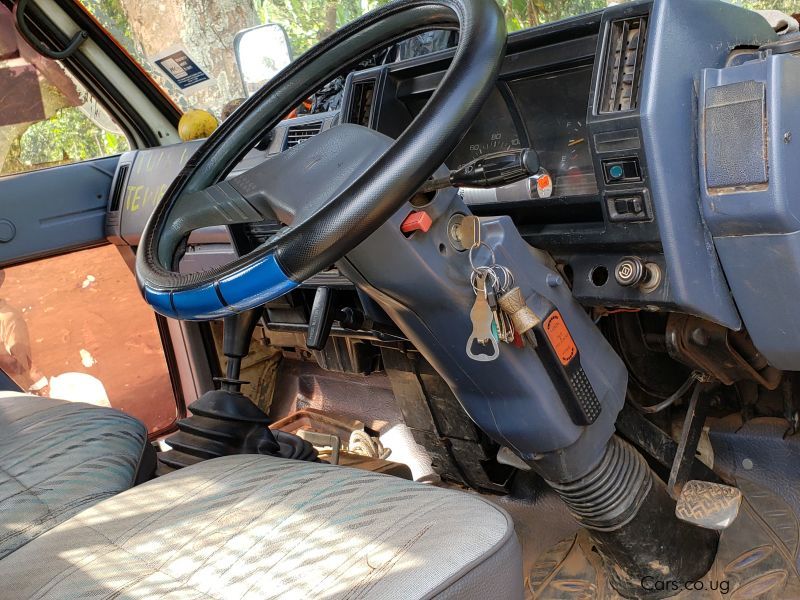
143,253,297,320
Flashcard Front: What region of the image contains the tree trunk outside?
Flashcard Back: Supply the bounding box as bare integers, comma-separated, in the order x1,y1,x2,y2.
120,0,259,116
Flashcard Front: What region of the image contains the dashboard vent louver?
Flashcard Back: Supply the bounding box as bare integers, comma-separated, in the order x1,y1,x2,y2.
348,79,376,126
243,221,282,246
109,163,129,212
599,16,647,113
284,121,323,149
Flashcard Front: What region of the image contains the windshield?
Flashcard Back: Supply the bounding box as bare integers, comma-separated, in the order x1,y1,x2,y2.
78,0,790,121
77,0,627,120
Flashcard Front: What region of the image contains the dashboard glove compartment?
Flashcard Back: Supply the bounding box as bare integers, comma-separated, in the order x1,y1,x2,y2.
699,52,800,369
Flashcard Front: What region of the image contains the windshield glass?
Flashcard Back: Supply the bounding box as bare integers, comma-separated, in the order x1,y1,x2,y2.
78,0,787,121
77,0,627,120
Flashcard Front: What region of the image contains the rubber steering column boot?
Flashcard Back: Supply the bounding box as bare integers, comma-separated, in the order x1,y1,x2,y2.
546,436,718,598
160,309,317,469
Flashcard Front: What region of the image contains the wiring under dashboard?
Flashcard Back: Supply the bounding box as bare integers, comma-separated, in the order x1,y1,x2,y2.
628,371,703,414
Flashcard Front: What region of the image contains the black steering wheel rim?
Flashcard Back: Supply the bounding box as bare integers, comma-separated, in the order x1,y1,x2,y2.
136,0,506,320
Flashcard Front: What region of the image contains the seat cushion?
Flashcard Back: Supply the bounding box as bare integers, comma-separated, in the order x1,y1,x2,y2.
0,454,522,599
0,392,149,558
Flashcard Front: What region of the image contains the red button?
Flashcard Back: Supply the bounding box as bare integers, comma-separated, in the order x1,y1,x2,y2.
400,211,433,234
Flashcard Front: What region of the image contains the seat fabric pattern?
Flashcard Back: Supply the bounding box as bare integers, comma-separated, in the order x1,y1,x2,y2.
0,393,148,559
0,454,522,599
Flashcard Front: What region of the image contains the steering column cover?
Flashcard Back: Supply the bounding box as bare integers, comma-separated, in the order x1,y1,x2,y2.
136,0,506,320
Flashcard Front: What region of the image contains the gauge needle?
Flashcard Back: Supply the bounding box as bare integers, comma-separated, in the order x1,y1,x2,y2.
568,138,585,147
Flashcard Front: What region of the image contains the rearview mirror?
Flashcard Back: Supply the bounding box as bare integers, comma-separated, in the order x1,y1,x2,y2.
234,24,292,97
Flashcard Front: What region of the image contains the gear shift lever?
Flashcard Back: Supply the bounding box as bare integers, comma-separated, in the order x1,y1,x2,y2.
218,309,262,391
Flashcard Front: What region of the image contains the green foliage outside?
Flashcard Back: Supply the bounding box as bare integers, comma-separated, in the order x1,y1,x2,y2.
500,0,605,31
0,80,131,176
253,0,393,54
257,0,799,48
18,109,129,168
254,0,612,53
1,111,130,175
4,0,795,176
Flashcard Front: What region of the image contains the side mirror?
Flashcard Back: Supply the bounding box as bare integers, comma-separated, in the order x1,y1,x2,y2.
234,24,292,97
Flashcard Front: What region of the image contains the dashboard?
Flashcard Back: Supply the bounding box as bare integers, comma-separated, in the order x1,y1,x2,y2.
106,0,777,338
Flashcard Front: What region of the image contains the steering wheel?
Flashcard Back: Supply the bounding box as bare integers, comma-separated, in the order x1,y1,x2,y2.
136,0,506,320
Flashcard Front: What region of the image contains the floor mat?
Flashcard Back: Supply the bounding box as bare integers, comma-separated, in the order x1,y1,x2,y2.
707,416,800,571
529,481,800,599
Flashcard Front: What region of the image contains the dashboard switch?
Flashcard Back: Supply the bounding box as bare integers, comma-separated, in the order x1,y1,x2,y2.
602,158,641,184
607,192,650,222
614,196,642,215
400,211,432,234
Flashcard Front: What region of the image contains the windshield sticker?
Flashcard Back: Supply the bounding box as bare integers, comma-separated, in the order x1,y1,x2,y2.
153,46,212,93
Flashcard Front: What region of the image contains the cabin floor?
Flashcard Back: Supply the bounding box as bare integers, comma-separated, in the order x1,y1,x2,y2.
269,358,800,598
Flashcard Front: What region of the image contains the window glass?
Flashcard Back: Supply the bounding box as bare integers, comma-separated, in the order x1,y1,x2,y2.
0,245,177,434
0,4,129,176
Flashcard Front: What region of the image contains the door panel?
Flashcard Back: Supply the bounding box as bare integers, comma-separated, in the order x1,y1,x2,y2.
0,156,119,266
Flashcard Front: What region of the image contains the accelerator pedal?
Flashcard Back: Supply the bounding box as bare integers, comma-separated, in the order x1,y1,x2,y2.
675,480,742,530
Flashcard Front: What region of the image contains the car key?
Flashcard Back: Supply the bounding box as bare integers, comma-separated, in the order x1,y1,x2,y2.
488,277,516,344
489,265,517,344
466,272,499,362
460,215,481,250
486,285,505,341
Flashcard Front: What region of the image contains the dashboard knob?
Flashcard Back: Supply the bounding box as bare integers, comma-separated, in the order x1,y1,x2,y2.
614,257,646,287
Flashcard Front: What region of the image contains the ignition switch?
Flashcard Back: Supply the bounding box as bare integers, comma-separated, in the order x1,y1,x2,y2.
614,257,661,292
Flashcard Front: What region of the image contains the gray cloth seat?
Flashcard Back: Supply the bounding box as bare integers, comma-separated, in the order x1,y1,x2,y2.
0,453,523,599
0,392,149,559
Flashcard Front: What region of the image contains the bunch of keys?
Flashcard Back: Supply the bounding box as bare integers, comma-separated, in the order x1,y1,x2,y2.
464,217,541,362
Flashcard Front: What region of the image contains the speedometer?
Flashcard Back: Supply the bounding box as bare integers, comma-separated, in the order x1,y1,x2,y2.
444,88,523,168
466,131,521,159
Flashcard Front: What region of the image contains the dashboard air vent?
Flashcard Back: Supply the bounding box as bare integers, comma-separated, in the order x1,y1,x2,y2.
347,78,376,126
599,16,647,113
242,221,282,246
109,163,129,212
284,121,323,149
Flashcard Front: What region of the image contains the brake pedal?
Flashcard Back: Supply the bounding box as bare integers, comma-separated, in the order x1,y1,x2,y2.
675,479,742,530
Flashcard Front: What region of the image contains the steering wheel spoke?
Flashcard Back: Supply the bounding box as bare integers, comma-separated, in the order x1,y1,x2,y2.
228,124,395,228
159,181,276,266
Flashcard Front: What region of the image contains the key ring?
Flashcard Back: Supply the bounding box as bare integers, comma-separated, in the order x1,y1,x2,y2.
493,264,515,291
470,264,514,296
470,267,499,295
468,242,496,273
